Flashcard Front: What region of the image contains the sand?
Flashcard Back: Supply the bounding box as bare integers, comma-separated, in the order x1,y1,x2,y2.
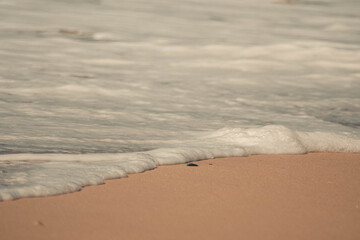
0,153,359,240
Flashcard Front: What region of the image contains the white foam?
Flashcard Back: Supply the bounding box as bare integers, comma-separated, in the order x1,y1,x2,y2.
1,125,359,201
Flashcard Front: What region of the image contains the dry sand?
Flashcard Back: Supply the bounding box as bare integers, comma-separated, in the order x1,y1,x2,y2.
0,153,360,240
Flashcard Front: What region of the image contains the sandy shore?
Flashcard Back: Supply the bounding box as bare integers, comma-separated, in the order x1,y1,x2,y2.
0,153,359,240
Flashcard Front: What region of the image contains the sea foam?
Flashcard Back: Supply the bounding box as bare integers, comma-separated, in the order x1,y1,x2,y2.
1,125,359,201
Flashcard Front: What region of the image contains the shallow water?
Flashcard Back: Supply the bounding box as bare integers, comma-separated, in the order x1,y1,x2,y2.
0,0,359,200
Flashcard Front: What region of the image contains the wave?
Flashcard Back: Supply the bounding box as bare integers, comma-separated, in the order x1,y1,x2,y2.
0,125,359,201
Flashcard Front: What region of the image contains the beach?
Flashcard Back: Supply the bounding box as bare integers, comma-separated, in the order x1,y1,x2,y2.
1,0,360,239
1,153,359,240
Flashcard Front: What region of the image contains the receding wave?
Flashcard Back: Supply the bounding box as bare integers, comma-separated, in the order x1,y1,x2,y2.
1,125,359,201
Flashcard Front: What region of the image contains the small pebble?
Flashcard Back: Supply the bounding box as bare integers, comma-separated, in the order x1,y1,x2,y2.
187,163,198,167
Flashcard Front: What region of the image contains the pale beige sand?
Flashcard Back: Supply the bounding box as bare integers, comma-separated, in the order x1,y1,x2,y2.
0,153,360,240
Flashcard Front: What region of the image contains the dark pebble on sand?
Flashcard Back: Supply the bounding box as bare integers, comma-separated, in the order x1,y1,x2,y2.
187,163,198,167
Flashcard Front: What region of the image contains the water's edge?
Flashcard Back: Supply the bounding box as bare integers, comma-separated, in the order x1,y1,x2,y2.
1,125,359,201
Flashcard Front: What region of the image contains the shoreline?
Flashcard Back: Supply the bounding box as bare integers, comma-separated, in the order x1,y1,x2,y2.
1,153,359,240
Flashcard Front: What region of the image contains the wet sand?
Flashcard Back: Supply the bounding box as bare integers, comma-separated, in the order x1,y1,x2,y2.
1,153,360,240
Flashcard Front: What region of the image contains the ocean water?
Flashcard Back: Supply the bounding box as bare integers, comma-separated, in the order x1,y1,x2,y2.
0,0,359,201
